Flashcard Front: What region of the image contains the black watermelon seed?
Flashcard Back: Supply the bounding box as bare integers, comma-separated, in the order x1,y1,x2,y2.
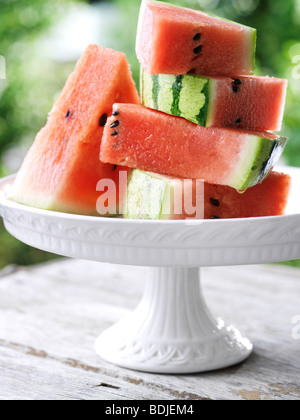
232,85,239,94
236,118,242,125
193,45,202,55
110,120,120,129
111,131,118,137
113,164,118,171
112,111,119,117
233,79,242,85
210,198,220,207
193,33,201,41
99,113,108,127
211,216,221,219
65,110,72,119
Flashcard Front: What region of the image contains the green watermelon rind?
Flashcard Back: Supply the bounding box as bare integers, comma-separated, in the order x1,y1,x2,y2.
124,169,172,220
141,68,210,126
124,169,188,220
227,136,288,191
251,29,257,72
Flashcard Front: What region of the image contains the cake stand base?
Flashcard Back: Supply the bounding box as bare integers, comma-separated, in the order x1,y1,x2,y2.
95,267,253,374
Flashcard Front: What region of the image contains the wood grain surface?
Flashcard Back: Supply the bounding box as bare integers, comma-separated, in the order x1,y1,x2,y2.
0,259,299,400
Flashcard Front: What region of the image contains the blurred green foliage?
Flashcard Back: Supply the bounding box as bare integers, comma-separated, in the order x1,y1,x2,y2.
0,0,300,269
0,0,81,176
0,0,80,267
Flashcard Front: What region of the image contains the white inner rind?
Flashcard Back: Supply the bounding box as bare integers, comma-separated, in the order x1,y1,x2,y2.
224,135,261,190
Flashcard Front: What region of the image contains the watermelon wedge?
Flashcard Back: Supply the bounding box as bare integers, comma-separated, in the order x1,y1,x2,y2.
100,104,288,191
9,45,139,215
141,69,288,132
136,0,257,77
125,170,291,220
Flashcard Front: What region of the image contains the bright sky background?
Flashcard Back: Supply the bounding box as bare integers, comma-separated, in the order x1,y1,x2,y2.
39,2,121,62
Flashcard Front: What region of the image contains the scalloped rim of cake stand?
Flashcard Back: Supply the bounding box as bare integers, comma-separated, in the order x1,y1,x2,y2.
0,166,300,268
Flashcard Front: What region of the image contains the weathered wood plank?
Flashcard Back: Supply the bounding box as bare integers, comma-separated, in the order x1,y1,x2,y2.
0,259,300,400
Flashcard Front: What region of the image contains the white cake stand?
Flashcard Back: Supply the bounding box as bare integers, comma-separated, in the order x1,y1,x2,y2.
1,166,300,374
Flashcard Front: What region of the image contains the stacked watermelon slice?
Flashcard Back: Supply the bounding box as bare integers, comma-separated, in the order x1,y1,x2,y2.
10,0,291,220
100,0,291,220
10,46,140,216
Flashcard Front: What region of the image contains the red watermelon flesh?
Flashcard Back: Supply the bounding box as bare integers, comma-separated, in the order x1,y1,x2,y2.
136,0,256,77
203,172,291,219
10,45,139,215
126,170,291,220
100,104,287,191
141,70,288,132
208,75,288,132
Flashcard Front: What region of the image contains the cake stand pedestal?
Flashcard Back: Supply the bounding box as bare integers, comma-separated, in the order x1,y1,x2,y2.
95,267,252,373
1,166,299,374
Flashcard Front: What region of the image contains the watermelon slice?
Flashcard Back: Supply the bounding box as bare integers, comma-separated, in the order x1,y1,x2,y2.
136,0,257,77
9,45,139,215
125,170,291,220
100,104,288,191
141,69,288,132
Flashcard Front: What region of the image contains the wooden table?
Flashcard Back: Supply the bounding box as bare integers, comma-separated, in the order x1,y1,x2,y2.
0,259,299,400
